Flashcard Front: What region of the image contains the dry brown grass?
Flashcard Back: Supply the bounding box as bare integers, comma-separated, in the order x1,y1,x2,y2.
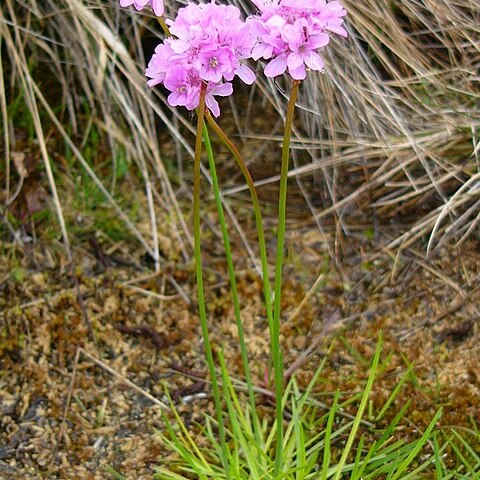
249,0,480,254
1,0,479,260
1,0,194,268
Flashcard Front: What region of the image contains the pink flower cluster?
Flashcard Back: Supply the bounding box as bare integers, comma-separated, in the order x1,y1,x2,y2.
145,2,256,117
120,0,348,115
119,0,164,17
249,0,348,80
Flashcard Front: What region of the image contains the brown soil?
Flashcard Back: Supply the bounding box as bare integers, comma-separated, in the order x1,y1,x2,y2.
1,226,479,479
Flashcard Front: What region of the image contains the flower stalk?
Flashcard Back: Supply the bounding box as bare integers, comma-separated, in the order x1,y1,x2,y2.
157,16,170,37
202,122,262,445
272,78,301,476
193,83,229,475
205,113,273,330
119,0,348,476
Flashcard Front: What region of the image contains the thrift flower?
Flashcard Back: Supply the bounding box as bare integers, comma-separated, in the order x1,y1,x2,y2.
249,0,347,80
145,1,256,117
119,0,164,18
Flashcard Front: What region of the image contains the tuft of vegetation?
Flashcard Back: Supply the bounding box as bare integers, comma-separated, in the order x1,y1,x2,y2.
154,339,478,479
1,0,193,268
1,1,479,479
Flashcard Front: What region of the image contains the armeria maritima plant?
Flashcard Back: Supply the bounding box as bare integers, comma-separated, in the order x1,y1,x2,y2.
119,0,348,477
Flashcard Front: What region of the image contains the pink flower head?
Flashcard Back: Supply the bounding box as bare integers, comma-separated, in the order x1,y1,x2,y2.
145,1,256,116
249,0,347,80
145,43,174,87
119,0,164,17
164,66,202,111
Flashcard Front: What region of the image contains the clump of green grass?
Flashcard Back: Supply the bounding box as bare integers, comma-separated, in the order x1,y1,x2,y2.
148,337,478,480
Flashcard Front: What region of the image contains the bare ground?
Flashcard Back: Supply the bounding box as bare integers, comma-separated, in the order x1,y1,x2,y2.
0,225,479,479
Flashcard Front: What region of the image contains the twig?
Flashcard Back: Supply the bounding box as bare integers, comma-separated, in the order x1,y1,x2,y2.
50,347,169,472
121,283,183,302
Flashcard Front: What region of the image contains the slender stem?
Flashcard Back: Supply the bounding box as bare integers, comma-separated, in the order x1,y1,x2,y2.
203,123,262,445
273,78,301,477
205,114,273,333
193,85,229,476
156,17,171,37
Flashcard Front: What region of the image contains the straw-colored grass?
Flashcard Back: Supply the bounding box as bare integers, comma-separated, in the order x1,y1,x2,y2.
1,0,194,268
247,0,479,254
1,0,479,257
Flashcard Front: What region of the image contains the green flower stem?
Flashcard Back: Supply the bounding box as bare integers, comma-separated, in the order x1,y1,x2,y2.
156,17,170,37
193,84,229,476
273,78,301,477
202,123,262,445
205,114,273,332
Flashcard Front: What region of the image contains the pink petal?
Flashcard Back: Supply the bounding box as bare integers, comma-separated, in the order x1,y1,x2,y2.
324,2,347,16
167,91,186,107
133,0,149,11
147,78,162,88
304,51,324,71
266,14,286,29
252,43,273,61
206,95,221,117
288,64,306,80
235,64,256,85
150,0,164,16
211,83,234,97
283,23,303,50
264,55,287,78
287,51,304,70
201,68,223,84
328,26,348,37
308,33,330,49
